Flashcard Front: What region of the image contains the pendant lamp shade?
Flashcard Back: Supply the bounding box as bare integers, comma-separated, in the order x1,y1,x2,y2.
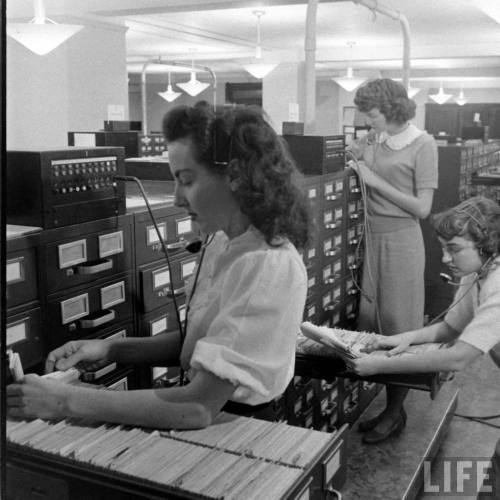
176,54,210,97
407,87,421,98
177,71,210,96
429,83,452,105
332,67,366,92
332,42,365,92
242,11,277,79
158,73,181,102
455,89,468,106
7,0,83,56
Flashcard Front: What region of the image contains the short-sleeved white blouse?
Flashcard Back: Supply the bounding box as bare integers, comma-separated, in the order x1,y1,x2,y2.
179,226,308,405
444,257,500,354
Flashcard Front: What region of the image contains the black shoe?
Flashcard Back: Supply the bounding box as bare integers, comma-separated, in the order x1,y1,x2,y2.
358,412,386,433
361,413,406,445
358,407,407,433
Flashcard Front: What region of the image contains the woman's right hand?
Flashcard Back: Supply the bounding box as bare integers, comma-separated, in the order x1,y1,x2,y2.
45,339,112,374
361,334,412,357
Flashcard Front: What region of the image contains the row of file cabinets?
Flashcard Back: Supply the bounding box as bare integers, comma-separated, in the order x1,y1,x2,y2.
6,204,197,382
7,206,195,304
284,375,381,432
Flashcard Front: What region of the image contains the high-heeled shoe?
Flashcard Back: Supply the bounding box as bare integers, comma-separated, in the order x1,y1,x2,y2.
361,412,406,444
358,407,407,433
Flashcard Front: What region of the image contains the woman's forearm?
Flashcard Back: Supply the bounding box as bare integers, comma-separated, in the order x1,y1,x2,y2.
405,322,458,345
109,331,181,367
66,385,209,429
360,341,482,375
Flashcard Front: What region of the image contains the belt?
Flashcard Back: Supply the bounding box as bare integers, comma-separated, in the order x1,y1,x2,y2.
222,400,273,417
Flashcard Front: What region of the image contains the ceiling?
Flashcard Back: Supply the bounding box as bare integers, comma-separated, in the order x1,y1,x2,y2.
6,0,500,89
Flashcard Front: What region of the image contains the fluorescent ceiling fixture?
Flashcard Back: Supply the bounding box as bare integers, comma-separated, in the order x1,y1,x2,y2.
332,67,365,92
242,10,277,79
7,0,83,56
158,73,181,102
429,83,452,105
455,89,468,106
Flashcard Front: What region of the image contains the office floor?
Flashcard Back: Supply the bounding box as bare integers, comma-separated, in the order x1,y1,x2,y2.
416,354,500,500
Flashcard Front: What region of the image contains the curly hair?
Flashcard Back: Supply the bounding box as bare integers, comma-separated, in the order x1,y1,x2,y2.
430,196,500,258
354,78,416,125
162,102,311,249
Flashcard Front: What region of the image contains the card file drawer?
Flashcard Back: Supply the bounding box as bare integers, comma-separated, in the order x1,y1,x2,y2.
46,273,134,347
41,215,134,294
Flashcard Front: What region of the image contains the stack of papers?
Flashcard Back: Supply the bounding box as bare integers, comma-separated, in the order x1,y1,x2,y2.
299,321,444,362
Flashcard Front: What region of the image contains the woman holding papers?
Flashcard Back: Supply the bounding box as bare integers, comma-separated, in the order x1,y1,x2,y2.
348,196,500,497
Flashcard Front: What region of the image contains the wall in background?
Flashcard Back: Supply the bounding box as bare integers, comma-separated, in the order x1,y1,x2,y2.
7,22,128,150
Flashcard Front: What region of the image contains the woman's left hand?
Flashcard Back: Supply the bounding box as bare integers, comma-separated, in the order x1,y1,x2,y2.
350,162,382,189
7,374,70,420
345,354,388,377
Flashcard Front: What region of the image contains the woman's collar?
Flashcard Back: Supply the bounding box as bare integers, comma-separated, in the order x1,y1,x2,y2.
379,123,424,150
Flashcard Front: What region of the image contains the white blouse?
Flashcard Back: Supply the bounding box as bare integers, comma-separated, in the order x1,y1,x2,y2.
180,226,308,405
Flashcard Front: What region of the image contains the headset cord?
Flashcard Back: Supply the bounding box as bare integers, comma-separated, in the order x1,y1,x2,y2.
344,150,383,333
115,176,187,383
453,413,500,430
180,234,213,385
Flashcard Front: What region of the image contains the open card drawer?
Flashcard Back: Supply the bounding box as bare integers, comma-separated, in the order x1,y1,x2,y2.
295,338,449,399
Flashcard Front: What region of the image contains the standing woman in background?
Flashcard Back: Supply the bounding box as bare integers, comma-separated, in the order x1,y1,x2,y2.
348,78,438,444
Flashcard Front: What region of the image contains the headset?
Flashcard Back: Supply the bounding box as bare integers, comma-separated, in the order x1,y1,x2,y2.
114,175,209,384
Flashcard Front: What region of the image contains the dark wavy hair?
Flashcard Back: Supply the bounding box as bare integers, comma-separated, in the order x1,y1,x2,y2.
162,102,311,249
431,196,500,258
354,78,416,125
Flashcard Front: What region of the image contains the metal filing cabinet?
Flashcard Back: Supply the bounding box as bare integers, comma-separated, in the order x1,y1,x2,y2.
6,228,45,371
38,213,136,388
40,214,134,294
133,204,198,387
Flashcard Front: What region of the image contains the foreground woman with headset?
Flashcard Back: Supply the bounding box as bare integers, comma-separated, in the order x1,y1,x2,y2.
7,103,310,428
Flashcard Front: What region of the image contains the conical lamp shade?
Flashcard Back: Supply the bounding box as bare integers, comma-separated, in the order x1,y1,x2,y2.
7,23,83,55
455,90,467,106
176,71,210,97
332,67,365,92
429,84,452,105
158,84,181,103
242,62,277,79
407,87,421,98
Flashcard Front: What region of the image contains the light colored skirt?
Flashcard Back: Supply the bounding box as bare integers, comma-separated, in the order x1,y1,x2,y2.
358,222,425,335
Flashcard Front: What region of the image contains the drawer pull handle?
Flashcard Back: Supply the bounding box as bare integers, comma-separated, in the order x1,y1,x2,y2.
81,362,117,381
167,286,185,297
75,259,113,275
326,488,342,500
79,309,115,328
166,240,185,250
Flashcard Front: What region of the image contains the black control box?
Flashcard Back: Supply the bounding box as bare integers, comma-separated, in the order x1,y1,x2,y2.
6,147,126,228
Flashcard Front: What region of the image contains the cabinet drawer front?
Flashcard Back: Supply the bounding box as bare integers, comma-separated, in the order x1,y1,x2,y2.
44,223,133,293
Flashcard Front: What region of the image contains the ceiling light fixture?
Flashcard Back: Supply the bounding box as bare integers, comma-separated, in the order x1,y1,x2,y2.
242,10,277,79
455,88,468,106
7,0,83,56
332,42,366,92
176,52,210,97
429,82,452,105
158,72,181,103
407,86,421,98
